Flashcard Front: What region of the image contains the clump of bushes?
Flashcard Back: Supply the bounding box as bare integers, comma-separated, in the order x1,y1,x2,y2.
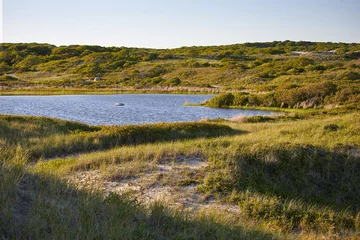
243,116,274,123
232,92,250,106
324,124,339,131
341,70,360,80
205,93,234,108
277,82,337,108
204,81,360,109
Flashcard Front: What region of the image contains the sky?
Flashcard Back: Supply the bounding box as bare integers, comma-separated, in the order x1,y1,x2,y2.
2,0,360,48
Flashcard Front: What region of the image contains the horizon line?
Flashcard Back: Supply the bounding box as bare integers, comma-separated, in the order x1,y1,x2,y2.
1,39,360,50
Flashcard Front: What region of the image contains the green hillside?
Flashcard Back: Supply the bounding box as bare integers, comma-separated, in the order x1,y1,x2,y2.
1,41,360,96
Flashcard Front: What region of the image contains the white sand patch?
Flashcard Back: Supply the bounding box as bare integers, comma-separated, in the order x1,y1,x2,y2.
67,157,241,215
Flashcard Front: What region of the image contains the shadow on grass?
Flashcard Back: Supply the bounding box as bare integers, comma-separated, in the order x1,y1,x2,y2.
0,115,99,144
28,122,246,160
1,170,277,240
232,144,360,213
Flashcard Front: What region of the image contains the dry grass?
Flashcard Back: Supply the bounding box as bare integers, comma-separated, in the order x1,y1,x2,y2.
1,112,360,239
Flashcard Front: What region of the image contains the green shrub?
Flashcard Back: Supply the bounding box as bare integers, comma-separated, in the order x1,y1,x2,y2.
277,82,338,108
232,93,249,106
205,93,234,108
341,71,360,80
324,124,339,131
243,116,274,123
162,77,181,86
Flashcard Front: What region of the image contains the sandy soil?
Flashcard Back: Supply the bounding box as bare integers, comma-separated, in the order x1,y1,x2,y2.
67,157,241,215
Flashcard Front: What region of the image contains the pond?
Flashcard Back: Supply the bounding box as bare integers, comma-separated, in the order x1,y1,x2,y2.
0,94,278,125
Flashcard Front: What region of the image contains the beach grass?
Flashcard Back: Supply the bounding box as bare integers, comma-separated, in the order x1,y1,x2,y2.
0,110,359,239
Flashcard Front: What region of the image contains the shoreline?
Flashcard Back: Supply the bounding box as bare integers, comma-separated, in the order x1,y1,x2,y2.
0,88,336,116
184,103,316,113
0,88,219,96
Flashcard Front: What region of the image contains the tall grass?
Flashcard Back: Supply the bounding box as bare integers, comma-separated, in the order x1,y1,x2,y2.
0,115,239,160
0,147,275,239
1,113,360,238
198,143,360,233
28,122,238,160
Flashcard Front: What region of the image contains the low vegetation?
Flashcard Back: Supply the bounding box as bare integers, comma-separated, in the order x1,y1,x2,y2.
1,110,359,239
1,41,360,94
1,40,360,239
203,81,360,109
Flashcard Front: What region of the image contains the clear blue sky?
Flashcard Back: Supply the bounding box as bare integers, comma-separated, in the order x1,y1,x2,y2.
2,0,360,48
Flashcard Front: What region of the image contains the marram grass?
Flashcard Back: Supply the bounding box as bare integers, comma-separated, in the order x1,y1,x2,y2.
1,112,360,239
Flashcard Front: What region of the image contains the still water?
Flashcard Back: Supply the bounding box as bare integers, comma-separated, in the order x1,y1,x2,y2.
0,94,277,125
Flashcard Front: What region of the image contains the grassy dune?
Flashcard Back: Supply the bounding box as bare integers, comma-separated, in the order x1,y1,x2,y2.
1,112,360,239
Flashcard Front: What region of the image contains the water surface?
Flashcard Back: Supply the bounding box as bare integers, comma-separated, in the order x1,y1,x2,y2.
0,94,277,125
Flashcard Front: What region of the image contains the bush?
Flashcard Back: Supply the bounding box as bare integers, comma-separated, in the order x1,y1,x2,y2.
232,93,249,106
277,82,338,108
324,124,339,131
163,77,181,86
342,71,360,80
205,93,234,108
243,116,274,123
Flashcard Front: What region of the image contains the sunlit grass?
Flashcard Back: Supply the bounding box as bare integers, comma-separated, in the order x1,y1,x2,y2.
1,112,360,238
